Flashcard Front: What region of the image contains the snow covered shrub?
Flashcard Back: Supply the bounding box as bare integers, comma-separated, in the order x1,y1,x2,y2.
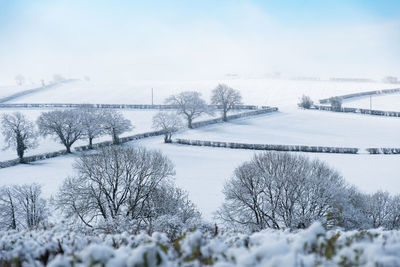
329,96,342,111
298,95,313,109
216,151,347,231
0,183,48,230
4,222,400,266
54,146,201,234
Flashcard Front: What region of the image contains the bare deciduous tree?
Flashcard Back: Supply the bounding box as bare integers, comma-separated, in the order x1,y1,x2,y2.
102,110,132,145
0,184,47,230
165,91,208,128
217,151,346,231
55,146,179,231
37,110,83,153
77,106,105,149
298,95,313,109
211,84,242,121
152,112,183,143
1,112,38,163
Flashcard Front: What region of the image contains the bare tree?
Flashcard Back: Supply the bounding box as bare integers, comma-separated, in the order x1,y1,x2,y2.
102,110,132,145
0,187,17,230
37,110,83,153
298,95,314,109
52,74,65,83
152,112,183,143
217,151,346,231
1,112,38,163
55,146,176,231
329,97,342,111
211,84,242,121
77,106,105,149
0,184,47,230
13,184,47,229
15,74,25,86
165,91,208,128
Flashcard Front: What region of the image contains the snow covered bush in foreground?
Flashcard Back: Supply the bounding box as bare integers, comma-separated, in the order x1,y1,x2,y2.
2,222,400,266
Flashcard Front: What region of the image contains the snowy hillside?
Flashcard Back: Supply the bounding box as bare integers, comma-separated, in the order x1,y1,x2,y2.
343,93,400,111
7,79,400,107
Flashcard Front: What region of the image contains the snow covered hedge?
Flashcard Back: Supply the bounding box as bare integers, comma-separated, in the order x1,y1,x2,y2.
175,139,359,154
2,222,400,266
319,88,400,104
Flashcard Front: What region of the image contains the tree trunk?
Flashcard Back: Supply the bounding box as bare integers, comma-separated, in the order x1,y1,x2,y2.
222,110,228,122
188,117,193,129
16,135,25,163
112,130,120,145
89,137,93,149
66,145,72,153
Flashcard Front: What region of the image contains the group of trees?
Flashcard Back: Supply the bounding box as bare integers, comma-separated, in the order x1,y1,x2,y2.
217,151,400,232
1,108,132,161
0,146,201,237
164,83,242,129
152,84,243,142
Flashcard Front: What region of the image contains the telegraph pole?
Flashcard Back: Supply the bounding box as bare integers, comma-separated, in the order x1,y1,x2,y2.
370,95,372,110
151,88,154,106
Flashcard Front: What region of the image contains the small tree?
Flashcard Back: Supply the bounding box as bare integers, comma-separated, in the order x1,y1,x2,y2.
211,84,242,121
152,112,183,143
37,110,83,153
329,97,342,111
102,110,132,145
77,106,105,149
298,95,314,109
0,184,47,230
1,112,38,163
165,91,208,128
15,74,25,86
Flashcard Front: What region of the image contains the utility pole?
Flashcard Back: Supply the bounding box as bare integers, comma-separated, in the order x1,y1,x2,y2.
370,95,372,110
151,88,154,106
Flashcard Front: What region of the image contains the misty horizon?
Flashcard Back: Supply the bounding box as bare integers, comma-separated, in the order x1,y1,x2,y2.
0,0,399,84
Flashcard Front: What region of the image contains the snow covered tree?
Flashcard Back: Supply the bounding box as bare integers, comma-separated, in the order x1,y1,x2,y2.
77,106,105,149
102,110,132,145
55,146,178,231
298,95,314,109
0,186,17,230
165,91,208,128
152,112,183,143
15,74,25,86
211,84,242,121
329,97,342,111
37,109,83,153
0,184,47,230
1,112,38,163
217,151,346,231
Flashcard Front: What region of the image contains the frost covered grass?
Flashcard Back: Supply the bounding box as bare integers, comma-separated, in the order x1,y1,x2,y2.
1,222,400,266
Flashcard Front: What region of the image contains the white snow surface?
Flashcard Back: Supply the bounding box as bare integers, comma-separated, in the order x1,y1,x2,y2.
0,84,39,99
343,92,400,111
176,108,400,148
1,134,399,220
8,79,399,108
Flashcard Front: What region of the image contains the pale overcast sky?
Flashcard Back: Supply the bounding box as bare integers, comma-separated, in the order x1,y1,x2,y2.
0,0,399,83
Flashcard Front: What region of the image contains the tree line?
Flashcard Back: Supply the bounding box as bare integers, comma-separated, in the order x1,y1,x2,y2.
1,84,243,162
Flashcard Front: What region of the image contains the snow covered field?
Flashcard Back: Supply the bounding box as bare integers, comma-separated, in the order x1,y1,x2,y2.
1,79,399,220
7,79,399,108
176,109,400,149
0,84,39,99
343,92,400,111
0,134,399,220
